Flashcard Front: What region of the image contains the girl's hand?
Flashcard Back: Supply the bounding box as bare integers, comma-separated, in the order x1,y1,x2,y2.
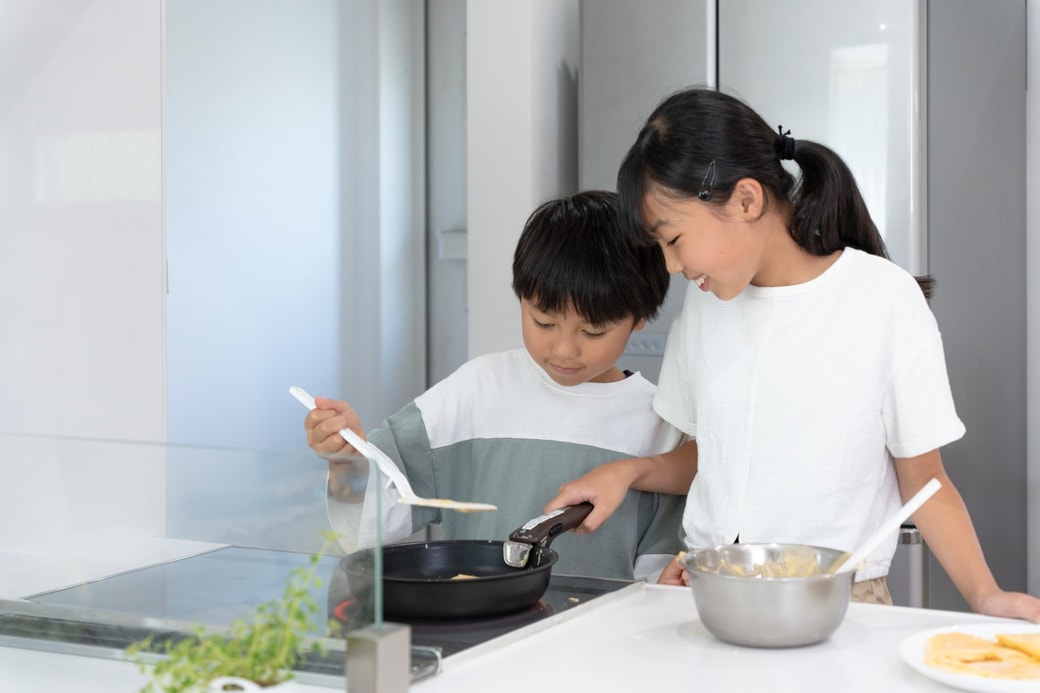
543,459,640,534
657,552,689,586
976,590,1040,623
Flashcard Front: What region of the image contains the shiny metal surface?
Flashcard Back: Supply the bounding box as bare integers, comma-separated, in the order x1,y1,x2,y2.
502,540,532,568
683,543,854,648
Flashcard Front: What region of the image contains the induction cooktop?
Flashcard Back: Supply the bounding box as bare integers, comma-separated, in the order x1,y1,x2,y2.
0,545,631,686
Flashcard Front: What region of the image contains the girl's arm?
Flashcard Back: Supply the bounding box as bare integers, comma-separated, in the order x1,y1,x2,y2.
894,450,1040,622
543,439,698,534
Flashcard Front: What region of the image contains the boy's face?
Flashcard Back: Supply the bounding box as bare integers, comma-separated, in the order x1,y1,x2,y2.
520,299,644,386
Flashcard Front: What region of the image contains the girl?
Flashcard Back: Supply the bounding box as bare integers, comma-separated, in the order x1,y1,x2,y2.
544,87,1040,619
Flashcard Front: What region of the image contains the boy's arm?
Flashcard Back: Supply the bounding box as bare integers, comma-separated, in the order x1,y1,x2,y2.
325,460,413,553
894,451,1040,622
544,440,698,534
306,395,415,552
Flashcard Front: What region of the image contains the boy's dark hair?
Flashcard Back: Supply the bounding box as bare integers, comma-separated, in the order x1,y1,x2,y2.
511,190,669,325
617,87,934,298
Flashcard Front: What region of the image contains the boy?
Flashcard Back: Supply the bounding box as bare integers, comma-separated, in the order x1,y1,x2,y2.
304,191,684,581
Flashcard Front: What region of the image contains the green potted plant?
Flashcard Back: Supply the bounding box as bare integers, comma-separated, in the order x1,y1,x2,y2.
126,534,337,692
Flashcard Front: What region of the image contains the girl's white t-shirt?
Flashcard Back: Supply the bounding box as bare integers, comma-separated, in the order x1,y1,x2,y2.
654,247,966,580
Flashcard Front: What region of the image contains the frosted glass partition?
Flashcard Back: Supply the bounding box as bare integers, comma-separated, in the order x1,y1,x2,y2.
0,433,389,687
719,0,925,274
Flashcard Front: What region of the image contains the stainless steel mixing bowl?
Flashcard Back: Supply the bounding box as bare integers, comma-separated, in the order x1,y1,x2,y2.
682,543,854,648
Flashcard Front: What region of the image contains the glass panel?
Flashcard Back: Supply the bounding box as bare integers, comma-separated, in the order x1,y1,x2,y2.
0,432,639,685
0,433,391,687
719,0,924,273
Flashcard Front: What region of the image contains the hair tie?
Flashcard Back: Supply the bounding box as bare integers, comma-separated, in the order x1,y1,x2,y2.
776,125,796,160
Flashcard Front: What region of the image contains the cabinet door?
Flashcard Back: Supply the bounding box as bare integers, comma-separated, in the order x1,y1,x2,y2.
719,0,925,274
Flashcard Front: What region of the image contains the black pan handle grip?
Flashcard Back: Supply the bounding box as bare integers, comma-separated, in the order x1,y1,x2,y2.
507,502,594,548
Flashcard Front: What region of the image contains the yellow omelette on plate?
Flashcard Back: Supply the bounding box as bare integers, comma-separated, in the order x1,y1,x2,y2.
925,631,1040,680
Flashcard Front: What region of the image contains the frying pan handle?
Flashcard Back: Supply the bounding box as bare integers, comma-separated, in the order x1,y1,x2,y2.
507,502,594,548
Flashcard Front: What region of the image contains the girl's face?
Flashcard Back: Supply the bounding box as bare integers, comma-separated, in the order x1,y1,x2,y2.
520,299,644,386
642,186,764,301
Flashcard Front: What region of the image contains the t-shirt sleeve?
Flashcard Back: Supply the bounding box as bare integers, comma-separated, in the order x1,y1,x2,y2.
369,401,442,531
882,331,966,458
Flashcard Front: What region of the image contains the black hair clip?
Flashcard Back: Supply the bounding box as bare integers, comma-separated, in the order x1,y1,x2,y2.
698,159,717,201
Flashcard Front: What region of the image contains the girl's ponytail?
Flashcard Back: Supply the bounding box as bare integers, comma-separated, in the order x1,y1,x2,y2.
788,139,934,298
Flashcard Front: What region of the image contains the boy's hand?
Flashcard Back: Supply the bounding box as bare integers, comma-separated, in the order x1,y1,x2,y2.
305,396,369,501
543,459,639,534
657,553,689,586
304,396,365,455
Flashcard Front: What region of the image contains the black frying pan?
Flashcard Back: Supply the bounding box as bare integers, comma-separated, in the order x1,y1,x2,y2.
341,503,593,619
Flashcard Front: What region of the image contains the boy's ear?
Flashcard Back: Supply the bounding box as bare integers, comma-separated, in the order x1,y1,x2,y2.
732,178,765,219
632,318,647,332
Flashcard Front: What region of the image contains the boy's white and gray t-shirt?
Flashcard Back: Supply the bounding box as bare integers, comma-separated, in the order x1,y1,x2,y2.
327,348,686,582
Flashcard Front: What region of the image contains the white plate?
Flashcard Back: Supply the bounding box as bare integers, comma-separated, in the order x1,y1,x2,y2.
899,622,1040,692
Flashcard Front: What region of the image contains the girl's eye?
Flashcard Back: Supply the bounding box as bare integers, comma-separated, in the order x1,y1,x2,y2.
665,235,680,247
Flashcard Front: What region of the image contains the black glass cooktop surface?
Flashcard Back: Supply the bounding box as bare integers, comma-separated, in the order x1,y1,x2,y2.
0,546,631,683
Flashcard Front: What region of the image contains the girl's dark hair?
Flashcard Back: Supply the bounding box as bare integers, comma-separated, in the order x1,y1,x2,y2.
512,190,669,324
616,87,934,298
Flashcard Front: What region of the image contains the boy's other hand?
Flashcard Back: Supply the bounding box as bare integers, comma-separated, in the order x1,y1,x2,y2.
656,553,689,586
543,459,639,534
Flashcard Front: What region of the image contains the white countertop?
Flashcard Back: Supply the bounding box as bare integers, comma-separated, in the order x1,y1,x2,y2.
2,578,1025,692
412,582,1013,693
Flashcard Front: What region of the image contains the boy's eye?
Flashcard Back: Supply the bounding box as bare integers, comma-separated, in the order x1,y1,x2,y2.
533,319,553,329
583,330,607,338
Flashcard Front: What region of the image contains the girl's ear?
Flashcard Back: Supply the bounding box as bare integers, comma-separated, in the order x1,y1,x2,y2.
732,178,765,220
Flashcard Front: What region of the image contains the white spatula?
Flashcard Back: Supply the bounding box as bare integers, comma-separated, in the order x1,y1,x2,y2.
828,477,942,574
289,386,497,513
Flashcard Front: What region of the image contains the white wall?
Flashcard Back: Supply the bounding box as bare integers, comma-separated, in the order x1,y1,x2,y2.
165,0,426,449
0,0,428,561
466,0,580,357
165,0,343,450
0,0,164,441
0,0,166,568
336,0,428,430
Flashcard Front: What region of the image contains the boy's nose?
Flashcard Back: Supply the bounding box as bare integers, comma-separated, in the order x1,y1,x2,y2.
553,336,580,358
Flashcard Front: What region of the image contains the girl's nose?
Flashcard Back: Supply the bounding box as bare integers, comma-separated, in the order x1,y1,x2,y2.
663,247,684,275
